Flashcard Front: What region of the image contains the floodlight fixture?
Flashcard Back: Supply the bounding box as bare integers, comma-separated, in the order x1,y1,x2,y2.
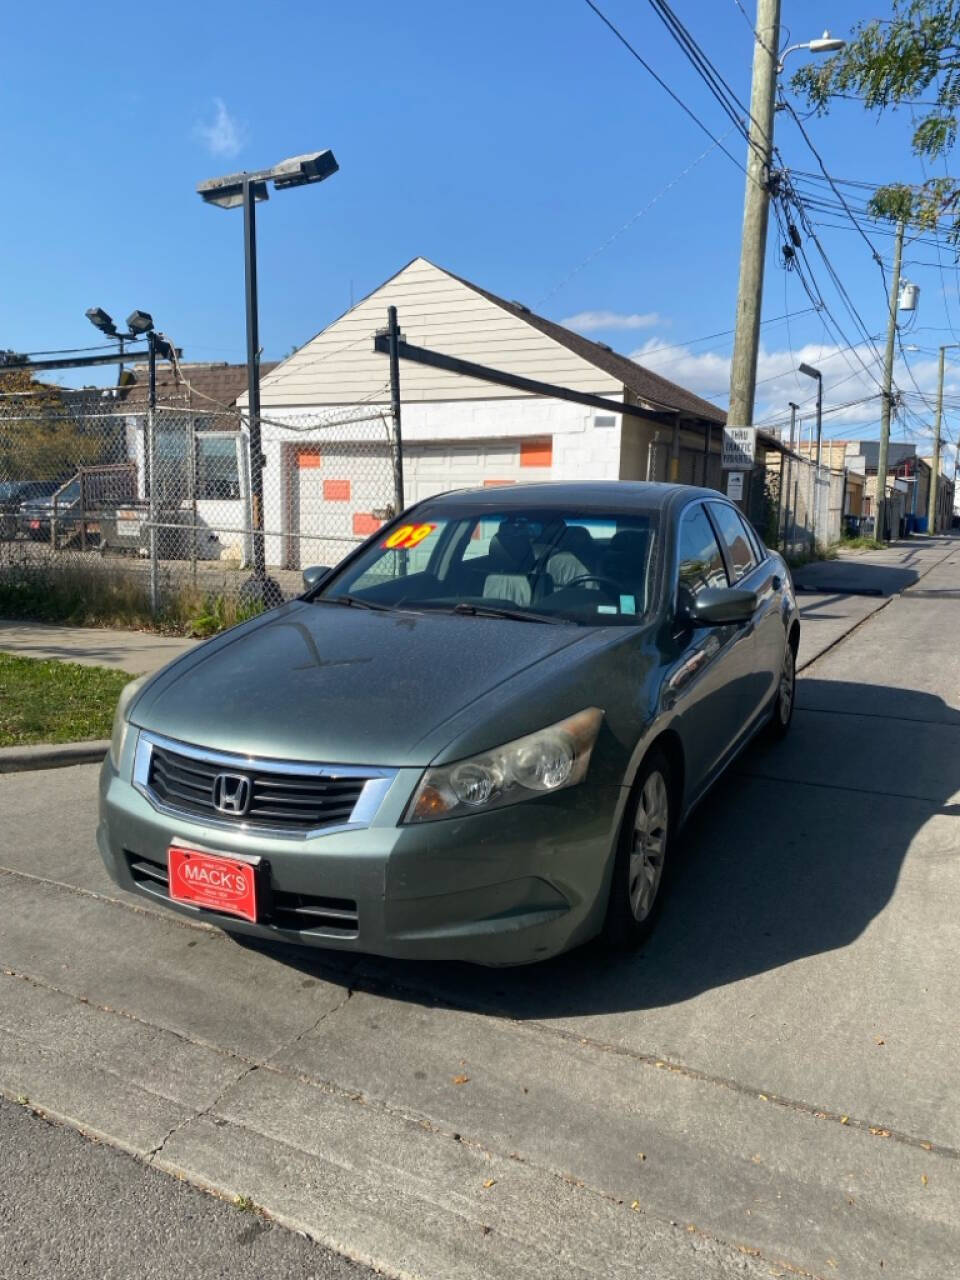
196,150,338,209
86,307,118,336
126,310,155,336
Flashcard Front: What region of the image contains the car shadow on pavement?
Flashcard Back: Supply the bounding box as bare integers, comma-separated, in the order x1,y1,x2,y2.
234,677,960,1019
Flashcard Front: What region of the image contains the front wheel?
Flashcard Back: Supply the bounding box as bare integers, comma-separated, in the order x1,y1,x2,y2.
602,751,673,950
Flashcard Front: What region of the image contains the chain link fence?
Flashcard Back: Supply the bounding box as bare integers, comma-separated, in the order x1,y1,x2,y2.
645,432,853,553
0,394,399,625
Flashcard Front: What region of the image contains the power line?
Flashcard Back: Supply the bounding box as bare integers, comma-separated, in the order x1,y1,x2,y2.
645,0,767,157
537,129,737,305
580,0,752,175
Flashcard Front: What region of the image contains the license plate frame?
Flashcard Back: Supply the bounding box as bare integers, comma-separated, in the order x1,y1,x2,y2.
167,846,265,923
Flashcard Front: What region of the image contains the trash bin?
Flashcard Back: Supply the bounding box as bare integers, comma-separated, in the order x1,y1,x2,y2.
914,515,928,534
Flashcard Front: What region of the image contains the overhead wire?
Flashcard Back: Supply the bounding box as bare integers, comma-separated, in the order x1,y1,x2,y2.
580,0,754,176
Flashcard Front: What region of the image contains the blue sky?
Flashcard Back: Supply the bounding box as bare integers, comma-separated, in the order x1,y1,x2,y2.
3,0,958,457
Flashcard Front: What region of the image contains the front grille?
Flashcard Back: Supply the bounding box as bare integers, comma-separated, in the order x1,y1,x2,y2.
124,851,360,935
147,742,370,832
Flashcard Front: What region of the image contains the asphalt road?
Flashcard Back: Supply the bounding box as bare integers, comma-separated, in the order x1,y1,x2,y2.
0,1099,371,1280
3,536,960,1278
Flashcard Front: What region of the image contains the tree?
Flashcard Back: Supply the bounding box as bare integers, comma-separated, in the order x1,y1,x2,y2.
792,0,960,235
0,370,107,481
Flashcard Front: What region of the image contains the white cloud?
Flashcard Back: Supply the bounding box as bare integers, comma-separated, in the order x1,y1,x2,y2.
194,98,246,158
560,309,661,333
629,335,945,434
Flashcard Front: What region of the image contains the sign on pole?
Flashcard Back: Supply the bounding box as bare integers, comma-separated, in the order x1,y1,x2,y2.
726,471,745,501
722,426,757,470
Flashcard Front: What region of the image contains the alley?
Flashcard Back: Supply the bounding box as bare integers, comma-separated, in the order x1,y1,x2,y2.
2,541,960,1279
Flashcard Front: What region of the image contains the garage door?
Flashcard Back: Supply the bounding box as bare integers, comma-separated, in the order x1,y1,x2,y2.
404,437,552,502
291,436,552,569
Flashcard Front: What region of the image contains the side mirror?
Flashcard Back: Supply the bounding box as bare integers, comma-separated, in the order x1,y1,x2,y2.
688,586,757,626
302,565,331,590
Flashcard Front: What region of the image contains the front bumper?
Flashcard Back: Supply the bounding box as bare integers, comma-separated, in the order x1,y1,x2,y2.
97,739,625,966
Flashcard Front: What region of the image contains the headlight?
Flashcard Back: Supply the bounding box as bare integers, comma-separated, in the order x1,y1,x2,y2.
404,708,604,823
108,675,148,770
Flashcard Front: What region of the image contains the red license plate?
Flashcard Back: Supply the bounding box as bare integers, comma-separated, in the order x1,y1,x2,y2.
29,521,40,529
167,847,258,922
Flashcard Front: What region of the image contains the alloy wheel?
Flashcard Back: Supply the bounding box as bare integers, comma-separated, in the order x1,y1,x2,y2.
628,770,669,922
779,645,796,726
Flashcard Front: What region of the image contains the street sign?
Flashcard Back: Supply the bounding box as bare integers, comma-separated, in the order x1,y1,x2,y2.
722,426,757,469
726,471,745,501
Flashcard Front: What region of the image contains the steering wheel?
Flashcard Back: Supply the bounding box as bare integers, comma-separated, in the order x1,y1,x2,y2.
563,574,623,597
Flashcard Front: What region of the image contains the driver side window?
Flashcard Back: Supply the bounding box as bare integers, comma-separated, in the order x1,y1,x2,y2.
676,504,728,605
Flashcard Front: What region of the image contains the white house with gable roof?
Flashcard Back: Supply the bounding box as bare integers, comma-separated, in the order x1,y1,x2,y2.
241,257,726,570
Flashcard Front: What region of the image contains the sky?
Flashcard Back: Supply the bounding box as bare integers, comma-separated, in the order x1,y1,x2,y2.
3,0,959,463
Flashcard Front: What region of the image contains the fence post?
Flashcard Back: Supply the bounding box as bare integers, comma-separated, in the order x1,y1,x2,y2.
387,306,405,518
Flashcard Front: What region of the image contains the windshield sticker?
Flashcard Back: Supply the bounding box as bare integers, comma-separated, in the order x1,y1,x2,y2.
382,522,437,550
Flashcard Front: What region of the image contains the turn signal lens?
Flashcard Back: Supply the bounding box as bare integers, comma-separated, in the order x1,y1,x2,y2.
404,708,603,824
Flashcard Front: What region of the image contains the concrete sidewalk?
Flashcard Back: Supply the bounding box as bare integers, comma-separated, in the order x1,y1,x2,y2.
0,620,197,676
793,533,959,669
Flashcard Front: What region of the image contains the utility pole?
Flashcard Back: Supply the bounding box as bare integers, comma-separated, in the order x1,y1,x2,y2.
875,218,905,542
727,0,781,431
928,342,959,534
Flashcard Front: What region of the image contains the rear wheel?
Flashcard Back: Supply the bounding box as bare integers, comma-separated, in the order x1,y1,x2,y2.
766,639,796,741
602,751,673,950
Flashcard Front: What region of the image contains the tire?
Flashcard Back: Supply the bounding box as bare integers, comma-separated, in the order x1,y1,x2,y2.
602,750,673,950
766,638,796,742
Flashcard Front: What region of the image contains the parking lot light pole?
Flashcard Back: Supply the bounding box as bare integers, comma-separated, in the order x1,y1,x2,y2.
798,362,823,544
197,151,339,605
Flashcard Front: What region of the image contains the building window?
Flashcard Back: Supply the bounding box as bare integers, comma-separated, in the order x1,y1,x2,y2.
196,435,241,500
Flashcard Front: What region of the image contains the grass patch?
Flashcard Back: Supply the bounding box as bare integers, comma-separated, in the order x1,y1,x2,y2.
839,535,885,552
783,544,839,569
0,560,264,636
0,653,131,746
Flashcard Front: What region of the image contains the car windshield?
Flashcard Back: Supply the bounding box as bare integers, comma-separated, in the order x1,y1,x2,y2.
316,505,659,626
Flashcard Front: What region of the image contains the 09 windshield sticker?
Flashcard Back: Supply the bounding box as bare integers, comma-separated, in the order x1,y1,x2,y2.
381,522,437,550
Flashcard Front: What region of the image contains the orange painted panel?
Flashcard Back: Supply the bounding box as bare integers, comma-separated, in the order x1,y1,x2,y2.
324,478,351,501
353,512,382,536
297,450,322,469
483,479,516,488
520,438,552,468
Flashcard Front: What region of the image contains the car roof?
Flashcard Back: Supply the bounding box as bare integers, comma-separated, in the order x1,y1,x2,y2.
414,481,724,516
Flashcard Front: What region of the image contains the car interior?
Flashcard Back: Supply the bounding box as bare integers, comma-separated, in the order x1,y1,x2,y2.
337,512,657,623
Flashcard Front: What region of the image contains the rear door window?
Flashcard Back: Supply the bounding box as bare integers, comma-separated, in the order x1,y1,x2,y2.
676,503,728,600
708,502,759,582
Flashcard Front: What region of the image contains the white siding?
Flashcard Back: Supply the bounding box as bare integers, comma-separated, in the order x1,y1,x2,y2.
260,396,624,568
251,258,622,408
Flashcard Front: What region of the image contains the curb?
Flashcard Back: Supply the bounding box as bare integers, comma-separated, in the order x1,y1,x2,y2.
0,740,109,774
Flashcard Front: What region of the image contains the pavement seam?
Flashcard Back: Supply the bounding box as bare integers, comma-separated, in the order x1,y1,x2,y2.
793,704,960,727
4,953,957,1170
735,770,948,805
159,1101,827,1280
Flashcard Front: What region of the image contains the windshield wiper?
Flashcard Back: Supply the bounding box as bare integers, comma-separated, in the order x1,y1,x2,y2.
450,602,564,625
312,594,395,612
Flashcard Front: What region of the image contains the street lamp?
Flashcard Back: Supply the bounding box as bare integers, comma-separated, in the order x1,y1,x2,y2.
197,149,339,605
798,362,824,546
778,30,845,72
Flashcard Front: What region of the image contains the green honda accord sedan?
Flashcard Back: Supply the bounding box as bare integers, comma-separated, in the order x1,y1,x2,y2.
98,482,799,965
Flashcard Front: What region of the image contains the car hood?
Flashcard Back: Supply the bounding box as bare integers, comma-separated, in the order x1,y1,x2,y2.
129,599,596,766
